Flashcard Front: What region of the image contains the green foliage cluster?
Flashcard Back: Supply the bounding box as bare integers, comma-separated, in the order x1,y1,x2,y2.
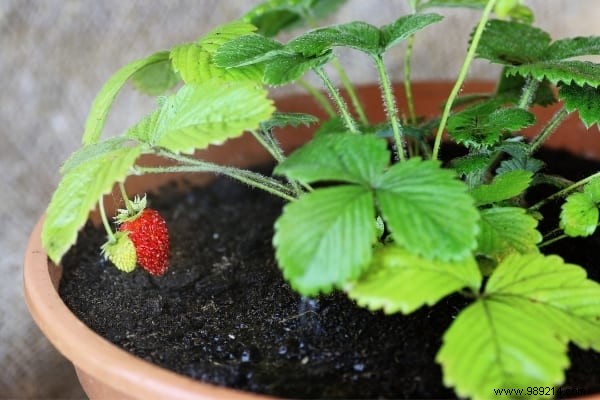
42,0,600,399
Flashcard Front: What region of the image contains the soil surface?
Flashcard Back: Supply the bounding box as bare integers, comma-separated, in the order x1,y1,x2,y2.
60,150,600,399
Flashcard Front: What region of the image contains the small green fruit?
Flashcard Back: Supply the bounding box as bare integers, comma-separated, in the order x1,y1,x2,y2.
101,232,137,272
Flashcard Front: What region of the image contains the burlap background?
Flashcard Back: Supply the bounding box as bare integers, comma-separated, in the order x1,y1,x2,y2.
1,1,598,398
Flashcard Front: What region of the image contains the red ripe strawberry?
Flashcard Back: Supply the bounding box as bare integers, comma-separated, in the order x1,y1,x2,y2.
119,208,170,276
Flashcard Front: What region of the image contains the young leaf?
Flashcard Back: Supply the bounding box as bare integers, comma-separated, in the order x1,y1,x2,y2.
82,51,170,145
170,43,263,84
475,19,551,65
470,170,532,205
379,13,443,53
375,158,479,261
196,21,257,54
448,102,536,148
242,0,347,37
560,192,599,237
131,59,180,95
286,21,381,57
485,253,600,351
347,246,481,314
60,137,132,175
263,51,333,86
274,185,377,295
559,83,600,128
507,60,600,88
214,34,284,68
274,134,389,185
543,36,600,61
149,82,275,154
476,207,541,261
437,298,569,400
42,146,142,264
259,112,318,131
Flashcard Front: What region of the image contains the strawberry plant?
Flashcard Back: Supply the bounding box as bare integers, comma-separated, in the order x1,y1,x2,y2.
41,0,600,399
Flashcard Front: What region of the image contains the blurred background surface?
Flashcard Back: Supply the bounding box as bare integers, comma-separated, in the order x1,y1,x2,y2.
1,1,598,397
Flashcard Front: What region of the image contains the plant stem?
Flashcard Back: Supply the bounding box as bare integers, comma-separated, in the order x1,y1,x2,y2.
332,58,369,125
538,234,568,248
297,79,336,117
99,196,115,242
154,151,297,202
314,66,359,133
529,170,600,211
529,107,569,154
374,55,406,161
403,34,417,125
118,182,133,214
432,0,497,160
517,77,539,109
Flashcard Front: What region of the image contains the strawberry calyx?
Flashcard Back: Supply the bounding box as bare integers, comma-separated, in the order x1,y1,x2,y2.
101,231,137,272
115,194,148,224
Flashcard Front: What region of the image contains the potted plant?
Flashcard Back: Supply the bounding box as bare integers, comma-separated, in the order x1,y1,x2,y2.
24,0,600,398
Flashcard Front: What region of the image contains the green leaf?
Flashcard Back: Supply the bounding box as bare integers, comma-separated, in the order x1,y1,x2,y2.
214,34,284,68
275,134,389,185
263,51,333,86
260,112,318,131
60,137,132,175
508,60,600,88
149,82,275,154
584,178,600,202
543,36,600,61
170,43,263,84
82,51,170,145
475,19,551,65
451,153,492,177
125,109,161,143
448,102,536,148
476,207,541,260
437,297,569,400
196,21,257,54
242,0,347,37
379,13,443,53
347,246,481,314
470,170,532,205
486,253,600,351
314,116,346,136
559,83,600,128
560,192,599,237
375,158,479,261
286,21,381,57
131,59,180,96
42,146,142,264
274,185,377,295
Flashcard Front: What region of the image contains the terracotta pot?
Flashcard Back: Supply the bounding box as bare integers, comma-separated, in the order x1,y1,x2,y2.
23,83,599,399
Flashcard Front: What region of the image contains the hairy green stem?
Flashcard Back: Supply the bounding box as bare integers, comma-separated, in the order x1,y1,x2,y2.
529,171,600,212
432,0,497,160
155,151,297,202
314,67,359,133
297,79,336,117
517,77,539,109
529,107,570,154
374,55,406,161
332,58,369,125
403,34,417,125
99,196,115,242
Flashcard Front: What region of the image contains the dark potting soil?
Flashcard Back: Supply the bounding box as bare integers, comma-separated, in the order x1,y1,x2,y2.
59,149,600,399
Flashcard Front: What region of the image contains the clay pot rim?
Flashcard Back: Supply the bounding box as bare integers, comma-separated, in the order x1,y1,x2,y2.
24,214,270,400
